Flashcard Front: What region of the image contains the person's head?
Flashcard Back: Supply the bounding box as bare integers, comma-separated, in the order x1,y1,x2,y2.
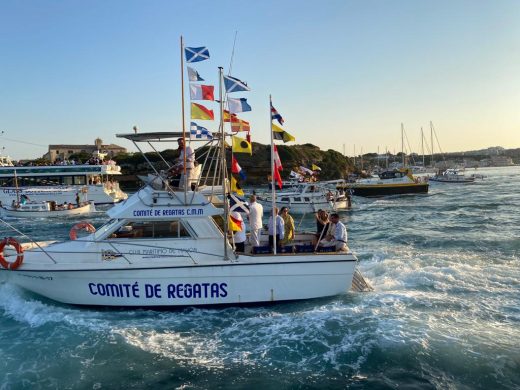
177,138,185,148
273,207,279,215
280,207,289,215
330,213,340,223
249,194,257,203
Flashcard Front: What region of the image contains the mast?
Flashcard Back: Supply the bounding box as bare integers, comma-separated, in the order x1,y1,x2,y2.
270,95,277,254
430,121,434,167
421,127,425,167
219,67,229,260
401,123,405,167
180,36,187,200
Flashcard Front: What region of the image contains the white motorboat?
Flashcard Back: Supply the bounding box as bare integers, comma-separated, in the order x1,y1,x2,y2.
0,185,357,306
261,180,351,213
429,169,475,184
0,132,358,307
0,201,97,218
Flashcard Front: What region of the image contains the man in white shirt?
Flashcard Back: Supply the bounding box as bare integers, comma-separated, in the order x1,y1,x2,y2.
248,195,263,247
169,138,195,188
319,213,348,252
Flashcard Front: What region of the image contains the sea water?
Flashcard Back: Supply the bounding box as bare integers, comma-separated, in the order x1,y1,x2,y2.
0,167,519,389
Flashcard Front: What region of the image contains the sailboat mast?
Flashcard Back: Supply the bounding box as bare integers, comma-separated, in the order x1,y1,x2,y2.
430,121,434,167
421,127,425,167
401,123,405,167
270,95,277,255
219,67,229,260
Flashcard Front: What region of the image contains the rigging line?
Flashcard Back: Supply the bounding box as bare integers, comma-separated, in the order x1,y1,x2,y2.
0,218,57,263
432,123,446,162
228,30,239,76
403,128,416,166
0,136,47,148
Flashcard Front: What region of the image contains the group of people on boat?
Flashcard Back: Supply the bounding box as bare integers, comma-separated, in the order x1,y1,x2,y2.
229,194,348,254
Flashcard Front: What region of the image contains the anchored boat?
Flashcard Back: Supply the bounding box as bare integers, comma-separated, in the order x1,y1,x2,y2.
0,160,127,205
429,169,475,184
342,169,429,197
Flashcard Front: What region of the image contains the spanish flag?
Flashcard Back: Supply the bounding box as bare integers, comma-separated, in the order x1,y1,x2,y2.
272,123,295,143
232,135,252,155
231,176,244,196
191,103,214,120
229,214,243,232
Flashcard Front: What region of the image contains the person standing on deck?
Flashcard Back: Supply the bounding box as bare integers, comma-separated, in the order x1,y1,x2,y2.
268,207,284,251
319,213,348,252
279,207,295,245
248,195,263,247
168,138,195,188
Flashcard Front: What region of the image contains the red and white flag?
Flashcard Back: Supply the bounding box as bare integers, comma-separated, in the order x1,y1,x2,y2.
273,145,283,189
190,84,214,101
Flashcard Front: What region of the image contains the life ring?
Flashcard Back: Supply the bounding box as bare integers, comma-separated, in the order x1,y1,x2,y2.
0,237,24,270
69,222,96,240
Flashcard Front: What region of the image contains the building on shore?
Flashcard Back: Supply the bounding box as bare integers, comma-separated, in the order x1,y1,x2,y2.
43,138,127,162
490,155,514,166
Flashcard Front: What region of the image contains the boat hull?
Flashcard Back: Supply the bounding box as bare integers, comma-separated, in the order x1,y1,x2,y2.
349,183,429,197
0,203,96,218
429,178,474,183
1,257,357,307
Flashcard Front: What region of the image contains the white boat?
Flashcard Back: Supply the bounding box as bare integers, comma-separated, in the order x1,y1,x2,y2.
429,169,475,183
0,161,127,205
0,182,358,306
264,180,351,213
0,201,97,218
257,182,335,214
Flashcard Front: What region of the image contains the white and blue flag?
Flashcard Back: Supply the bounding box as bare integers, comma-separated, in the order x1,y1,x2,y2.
187,66,204,81
227,97,252,114
185,46,210,63
224,75,251,93
190,122,213,140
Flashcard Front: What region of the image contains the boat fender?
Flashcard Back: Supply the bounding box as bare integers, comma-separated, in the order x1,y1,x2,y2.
0,237,24,270
69,222,96,240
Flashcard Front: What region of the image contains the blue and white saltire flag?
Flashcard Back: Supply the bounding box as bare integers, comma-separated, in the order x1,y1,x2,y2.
190,122,213,140
228,193,250,214
224,75,251,93
185,46,210,63
228,97,252,114
187,66,204,81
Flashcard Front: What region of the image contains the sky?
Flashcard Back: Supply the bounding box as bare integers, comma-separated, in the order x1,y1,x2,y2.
1,0,520,160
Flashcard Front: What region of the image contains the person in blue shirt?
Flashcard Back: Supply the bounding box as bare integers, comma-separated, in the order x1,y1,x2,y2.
268,207,284,252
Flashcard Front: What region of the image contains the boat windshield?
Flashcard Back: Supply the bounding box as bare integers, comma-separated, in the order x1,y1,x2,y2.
92,219,121,240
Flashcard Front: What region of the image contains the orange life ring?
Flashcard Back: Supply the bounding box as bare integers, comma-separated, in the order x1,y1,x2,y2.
0,237,24,270
69,221,96,240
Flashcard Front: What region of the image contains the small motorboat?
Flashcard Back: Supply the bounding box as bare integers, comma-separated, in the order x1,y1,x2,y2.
429,169,475,184
0,200,97,218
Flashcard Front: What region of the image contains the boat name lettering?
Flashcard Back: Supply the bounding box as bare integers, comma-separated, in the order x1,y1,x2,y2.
87,282,227,299
168,282,227,299
132,208,204,217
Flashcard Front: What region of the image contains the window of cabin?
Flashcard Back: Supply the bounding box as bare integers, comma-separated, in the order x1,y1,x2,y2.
73,176,86,185
304,197,311,202
108,220,191,239
281,197,289,202
294,197,301,202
